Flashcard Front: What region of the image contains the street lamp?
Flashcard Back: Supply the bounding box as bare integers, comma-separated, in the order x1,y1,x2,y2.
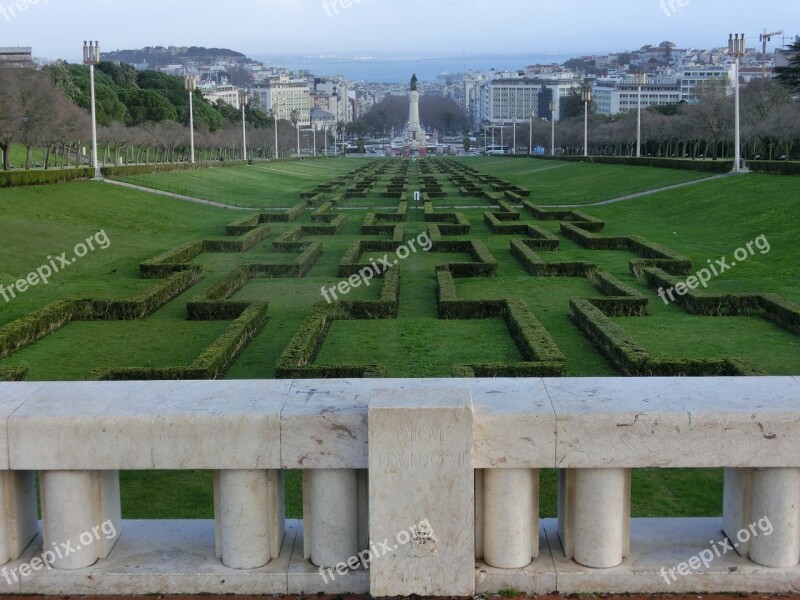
634,72,647,158
549,99,556,156
512,117,517,155
529,110,534,156
184,76,196,164
581,82,592,157
729,33,746,172
239,91,248,161
312,125,317,157
273,111,279,160
82,41,101,179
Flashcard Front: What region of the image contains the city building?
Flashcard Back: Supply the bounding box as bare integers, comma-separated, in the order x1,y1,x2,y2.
0,47,33,68
593,77,682,116
200,84,240,109
250,76,311,125
679,65,735,102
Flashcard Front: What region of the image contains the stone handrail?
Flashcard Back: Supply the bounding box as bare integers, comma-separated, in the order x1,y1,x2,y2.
0,377,798,595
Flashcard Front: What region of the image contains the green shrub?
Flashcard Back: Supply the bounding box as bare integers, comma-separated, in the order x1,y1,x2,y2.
0,168,94,188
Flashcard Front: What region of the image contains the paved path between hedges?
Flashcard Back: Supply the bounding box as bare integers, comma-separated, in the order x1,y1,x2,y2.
538,171,741,208
102,178,277,211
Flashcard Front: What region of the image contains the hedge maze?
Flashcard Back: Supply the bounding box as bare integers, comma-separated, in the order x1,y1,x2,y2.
1,157,799,380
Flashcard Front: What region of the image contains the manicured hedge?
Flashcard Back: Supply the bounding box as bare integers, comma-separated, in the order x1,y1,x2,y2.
570,297,764,375
203,224,271,253
643,267,800,331
522,202,605,232
90,301,269,381
570,297,651,374
0,270,201,359
86,270,201,321
747,161,800,176
338,240,402,277
140,241,205,278
761,294,800,335
433,240,497,277
102,160,250,179
0,299,81,359
561,224,692,275
310,202,334,221
504,298,565,365
0,366,28,381
275,301,389,379
0,168,94,188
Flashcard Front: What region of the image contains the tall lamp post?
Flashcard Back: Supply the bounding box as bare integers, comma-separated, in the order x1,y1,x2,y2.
184,76,196,164
581,82,592,157
312,125,317,157
550,99,556,156
512,118,517,155
273,112,279,160
635,72,647,158
729,33,746,172
83,41,101,179
239,91,248,161
529,110,534,156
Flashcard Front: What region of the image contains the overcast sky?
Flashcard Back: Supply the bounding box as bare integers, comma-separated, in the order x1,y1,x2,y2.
3,0,797,61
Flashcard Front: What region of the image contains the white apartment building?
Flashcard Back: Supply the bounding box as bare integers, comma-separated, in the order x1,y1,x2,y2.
313,78,350,124
679,65,735,102
593,78,682,116
478,77,581,126
200,84,240,109
250,76,310,125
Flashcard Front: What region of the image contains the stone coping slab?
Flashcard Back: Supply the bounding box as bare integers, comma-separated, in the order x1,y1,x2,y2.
544,377,800,468
9,381,291,470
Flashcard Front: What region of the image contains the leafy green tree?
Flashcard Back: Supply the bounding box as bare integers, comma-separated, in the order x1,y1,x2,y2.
462,136,472,152
118,88,177,125
775,41,800,92
48,63,127,125
215,99,241,123
191,94,223,131
559,87,596,120
96,62,138,88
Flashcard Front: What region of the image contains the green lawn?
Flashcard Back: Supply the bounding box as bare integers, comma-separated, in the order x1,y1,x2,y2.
117,159,364,208
455,157,713,205
0,157,797,520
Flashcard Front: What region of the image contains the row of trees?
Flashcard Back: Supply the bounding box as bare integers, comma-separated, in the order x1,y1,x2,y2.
505,79,800,160
0,65,337,170
502,41,800,160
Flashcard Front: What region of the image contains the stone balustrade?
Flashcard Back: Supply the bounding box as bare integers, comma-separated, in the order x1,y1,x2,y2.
0,377,798,595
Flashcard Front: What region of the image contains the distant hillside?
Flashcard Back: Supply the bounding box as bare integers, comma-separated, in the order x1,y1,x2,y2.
103,46,249,68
